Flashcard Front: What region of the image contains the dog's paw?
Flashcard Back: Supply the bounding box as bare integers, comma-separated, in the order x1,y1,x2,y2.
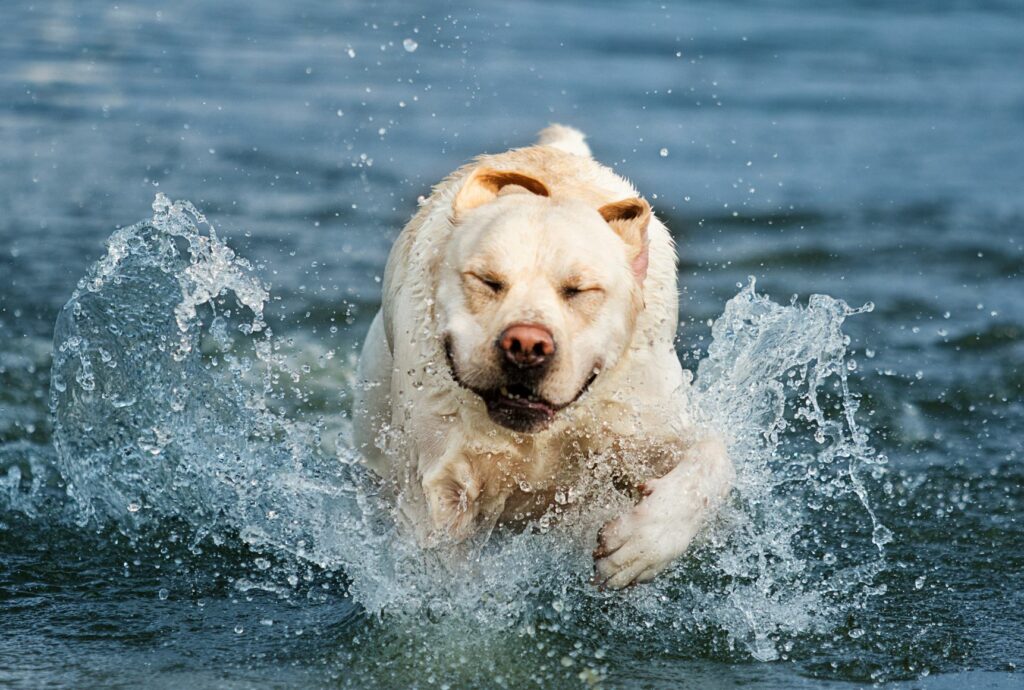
422,462,482,543
592,478,701,590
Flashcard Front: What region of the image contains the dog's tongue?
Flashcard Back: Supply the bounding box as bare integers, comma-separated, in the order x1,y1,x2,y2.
481,386,559,432
486,391,556,422
496,392,554,416
511,396,555,416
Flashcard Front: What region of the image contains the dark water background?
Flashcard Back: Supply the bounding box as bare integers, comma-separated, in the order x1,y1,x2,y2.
1,0,1022,687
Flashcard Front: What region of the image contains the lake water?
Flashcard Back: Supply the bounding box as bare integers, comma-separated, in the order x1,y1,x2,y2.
1,1,1022,687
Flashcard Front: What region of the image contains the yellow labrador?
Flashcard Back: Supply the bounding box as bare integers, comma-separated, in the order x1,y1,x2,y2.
353,125,732,589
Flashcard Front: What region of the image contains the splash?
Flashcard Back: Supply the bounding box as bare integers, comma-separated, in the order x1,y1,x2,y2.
691,281,889,659
49,197,888,661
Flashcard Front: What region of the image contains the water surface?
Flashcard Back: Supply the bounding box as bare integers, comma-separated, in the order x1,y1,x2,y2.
1,0,1022,687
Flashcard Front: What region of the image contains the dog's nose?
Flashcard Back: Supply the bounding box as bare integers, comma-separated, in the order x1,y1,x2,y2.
498,324,555,368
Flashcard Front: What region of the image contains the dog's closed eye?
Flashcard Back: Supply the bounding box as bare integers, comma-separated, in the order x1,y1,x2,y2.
465,272,505,294
561,284,602,300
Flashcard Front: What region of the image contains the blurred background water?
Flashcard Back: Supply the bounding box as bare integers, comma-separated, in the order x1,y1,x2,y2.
1,0,1022,687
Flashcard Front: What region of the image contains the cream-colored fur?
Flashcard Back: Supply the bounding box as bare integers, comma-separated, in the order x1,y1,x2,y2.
353,124,733,589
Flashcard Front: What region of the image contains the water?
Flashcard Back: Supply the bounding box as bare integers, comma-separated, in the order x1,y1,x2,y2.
2,0,1022,687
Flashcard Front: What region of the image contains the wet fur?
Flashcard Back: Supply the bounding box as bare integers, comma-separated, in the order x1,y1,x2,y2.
353,125,733,588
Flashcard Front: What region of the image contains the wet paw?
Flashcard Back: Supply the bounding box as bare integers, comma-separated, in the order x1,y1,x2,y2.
592,479,699,590
423,462,482,543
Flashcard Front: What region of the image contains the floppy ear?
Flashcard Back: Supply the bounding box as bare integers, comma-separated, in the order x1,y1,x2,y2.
453,167,550,218
598,197,651,282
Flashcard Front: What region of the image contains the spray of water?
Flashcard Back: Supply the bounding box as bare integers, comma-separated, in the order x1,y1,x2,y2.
48,196,888,661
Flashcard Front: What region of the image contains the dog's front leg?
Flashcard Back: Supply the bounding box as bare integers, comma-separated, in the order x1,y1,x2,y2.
593,435,733,590
420,454,485,544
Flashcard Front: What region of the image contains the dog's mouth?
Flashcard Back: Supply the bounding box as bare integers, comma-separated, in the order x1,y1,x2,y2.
444,338,598,433
482,383,558,432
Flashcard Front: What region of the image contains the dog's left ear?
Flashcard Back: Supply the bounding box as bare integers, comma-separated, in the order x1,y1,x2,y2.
453,167,550,218
599,197,651,282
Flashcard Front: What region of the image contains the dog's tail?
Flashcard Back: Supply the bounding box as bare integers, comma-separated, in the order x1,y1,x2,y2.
536,123,592,157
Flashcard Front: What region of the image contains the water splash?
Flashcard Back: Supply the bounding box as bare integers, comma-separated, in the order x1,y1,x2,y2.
49,197,888,661
691,281,888,659
0,441,61,519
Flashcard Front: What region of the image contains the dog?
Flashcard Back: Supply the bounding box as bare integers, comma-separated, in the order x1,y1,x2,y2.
353,124,733,589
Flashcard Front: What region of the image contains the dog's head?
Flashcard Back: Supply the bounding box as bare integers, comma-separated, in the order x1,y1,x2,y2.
437,167,651,433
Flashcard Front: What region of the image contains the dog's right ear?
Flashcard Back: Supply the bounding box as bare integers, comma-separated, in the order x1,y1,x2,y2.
453,167,549,218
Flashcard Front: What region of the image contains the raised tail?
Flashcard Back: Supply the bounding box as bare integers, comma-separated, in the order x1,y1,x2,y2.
536,123,592,157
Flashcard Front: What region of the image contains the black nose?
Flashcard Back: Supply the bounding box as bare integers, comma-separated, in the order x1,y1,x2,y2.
497,324,556,368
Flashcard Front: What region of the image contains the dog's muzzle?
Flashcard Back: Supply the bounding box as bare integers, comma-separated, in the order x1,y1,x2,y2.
444,335,599,433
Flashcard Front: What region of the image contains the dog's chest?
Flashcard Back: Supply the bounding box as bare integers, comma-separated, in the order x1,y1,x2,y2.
468,430,593,524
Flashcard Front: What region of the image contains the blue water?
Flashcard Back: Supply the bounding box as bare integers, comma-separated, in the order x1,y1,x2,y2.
2,1,1022,687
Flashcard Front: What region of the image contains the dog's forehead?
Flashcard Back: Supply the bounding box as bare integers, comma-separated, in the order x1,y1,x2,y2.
459,197,620,264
